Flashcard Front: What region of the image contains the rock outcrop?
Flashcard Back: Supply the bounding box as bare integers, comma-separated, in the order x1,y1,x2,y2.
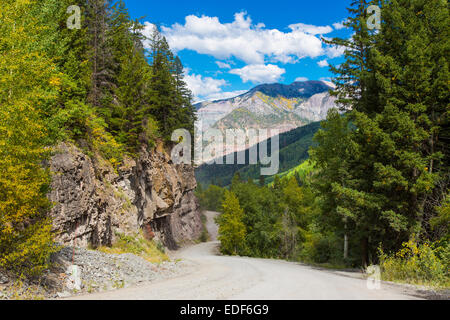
293,92,337,122
48,142,202,250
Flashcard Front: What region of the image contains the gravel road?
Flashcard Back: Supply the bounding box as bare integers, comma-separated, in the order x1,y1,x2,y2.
70,212,423,300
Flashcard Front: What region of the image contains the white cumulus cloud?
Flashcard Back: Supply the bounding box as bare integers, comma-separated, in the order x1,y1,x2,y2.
295,77,309,82
288,23,333,35
325,45,346,58
317,59,329,68
216,61,231,69
184,71,227,99
153,12,327,65
229,64,286,83
332,20,348,30
183,69,248,102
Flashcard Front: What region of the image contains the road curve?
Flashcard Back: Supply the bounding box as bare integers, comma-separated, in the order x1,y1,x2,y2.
71,212,421,300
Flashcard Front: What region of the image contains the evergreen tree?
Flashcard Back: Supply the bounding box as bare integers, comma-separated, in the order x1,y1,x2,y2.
51,0,92,141
319,0,449,265
173,56,197,135
311,109,354,261
319,0,390,265
86,0,114,105
147,27,177,138
108,0,150,148
230,172,242,191
324,0,379,115
364,0,449,245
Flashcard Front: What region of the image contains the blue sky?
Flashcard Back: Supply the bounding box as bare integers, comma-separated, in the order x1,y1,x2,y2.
124,0,352,102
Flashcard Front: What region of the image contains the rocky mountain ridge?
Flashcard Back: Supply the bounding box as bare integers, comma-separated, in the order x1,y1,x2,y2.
195,80,338,162
196,80,338,133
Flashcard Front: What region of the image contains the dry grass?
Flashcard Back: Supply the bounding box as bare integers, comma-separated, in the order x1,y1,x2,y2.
97,232,169,264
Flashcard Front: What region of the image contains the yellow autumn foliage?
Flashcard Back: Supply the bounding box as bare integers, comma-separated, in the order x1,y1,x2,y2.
379,239,450,288
0,0,57,276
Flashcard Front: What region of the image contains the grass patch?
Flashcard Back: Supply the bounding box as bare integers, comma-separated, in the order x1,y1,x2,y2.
97,232,170,264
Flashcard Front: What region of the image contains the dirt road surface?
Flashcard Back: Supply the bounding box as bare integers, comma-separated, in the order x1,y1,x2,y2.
70,212,421,300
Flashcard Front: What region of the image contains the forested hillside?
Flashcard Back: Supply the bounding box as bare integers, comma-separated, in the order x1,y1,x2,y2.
199,0,449,287
0,0,195,275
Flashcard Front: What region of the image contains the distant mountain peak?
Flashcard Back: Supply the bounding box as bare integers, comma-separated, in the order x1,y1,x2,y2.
248,80,333,99
320,80,336,89
195,79,334,109
194,79,338,164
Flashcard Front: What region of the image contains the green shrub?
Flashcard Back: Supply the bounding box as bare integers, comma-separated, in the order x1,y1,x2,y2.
144,116,161,148
197,185,226,212
199,213,209,243
299,231,343,265
199,230,209,243
431,195,450,239
87,116,126,168
379,239,449,288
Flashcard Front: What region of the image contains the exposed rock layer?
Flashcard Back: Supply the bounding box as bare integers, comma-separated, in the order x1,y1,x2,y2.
48,143,202,250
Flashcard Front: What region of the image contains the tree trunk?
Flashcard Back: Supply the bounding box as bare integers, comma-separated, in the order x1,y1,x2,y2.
344,233,349,260
361,236,369,267
343,219,348,260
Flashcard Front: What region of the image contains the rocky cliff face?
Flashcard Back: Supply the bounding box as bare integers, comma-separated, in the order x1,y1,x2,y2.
48,143,202,250
293,92,337,122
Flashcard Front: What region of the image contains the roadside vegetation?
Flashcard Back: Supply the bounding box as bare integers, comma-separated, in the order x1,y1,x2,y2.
0,0,195,277
97,233,169,264
379,239,449,288
198,213,210,243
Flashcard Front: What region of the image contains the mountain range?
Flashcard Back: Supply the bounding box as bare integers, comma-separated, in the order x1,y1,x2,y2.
195,80,338,164
195,80,337,133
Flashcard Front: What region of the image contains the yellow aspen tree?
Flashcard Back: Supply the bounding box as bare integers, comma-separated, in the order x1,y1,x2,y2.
0,0,58,275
